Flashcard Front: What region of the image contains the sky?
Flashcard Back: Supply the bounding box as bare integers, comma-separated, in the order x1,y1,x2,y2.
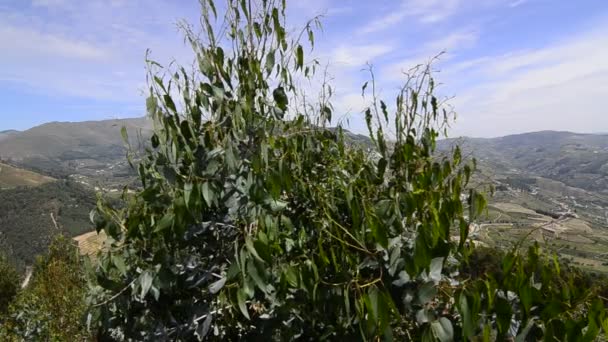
1,0,607,137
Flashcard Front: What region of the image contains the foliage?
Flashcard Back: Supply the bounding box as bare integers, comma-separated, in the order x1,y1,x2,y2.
459,244,608,340
0,180,96,270
0,235,90,341
0,255,19,315
87,0,608,341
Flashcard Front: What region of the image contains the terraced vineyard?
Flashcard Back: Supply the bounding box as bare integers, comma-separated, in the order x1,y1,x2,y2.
474,187,608,274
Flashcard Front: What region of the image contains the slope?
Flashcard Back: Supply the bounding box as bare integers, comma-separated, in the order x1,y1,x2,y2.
0,162,55,188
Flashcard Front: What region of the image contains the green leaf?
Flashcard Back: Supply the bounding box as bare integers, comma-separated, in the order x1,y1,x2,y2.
296,44,304,69
202,182,212,206
418,281,437,305
140,271,153,298
273,87,288,111
163,94,176,112
237,288,250,319
154,213,174,233
265,49,275,75
431,317,454,342
184,182,193,208
209,277,226,294
247,260,267,293
120,126,128,144
112,255,127,275
361,81,368,96
429,257,443,283
245,236,265,263
285,266,298,287
515,318,537,342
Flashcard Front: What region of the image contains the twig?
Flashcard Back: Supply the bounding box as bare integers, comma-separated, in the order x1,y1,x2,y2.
92,278,137,307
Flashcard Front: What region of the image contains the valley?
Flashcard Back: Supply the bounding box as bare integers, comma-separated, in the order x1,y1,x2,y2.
1,120,608,275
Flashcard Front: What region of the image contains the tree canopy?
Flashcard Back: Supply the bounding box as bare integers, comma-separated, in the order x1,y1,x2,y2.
80,0,608,341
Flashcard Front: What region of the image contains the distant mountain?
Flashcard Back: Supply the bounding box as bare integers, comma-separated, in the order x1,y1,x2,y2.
439,131,608,194
0,117,152,161
0,117,153,185
0,129,20,142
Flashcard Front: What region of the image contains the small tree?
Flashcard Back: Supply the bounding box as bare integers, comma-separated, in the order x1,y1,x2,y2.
88,0,608,340
0,235,89,341
0,255,19,315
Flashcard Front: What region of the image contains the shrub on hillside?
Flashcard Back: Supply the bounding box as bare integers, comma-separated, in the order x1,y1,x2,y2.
0,235,89,341
0,255,19,315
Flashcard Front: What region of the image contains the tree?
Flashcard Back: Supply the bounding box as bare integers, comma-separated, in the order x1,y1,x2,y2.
0,235,89,341
88,0,608,340
0,254,19,315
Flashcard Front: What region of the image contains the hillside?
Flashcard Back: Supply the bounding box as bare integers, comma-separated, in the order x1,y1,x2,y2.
436,131,608,273
0,180,97,270
0,162,55,188
0,117,153,186
0,129,19,142
440,131,608,193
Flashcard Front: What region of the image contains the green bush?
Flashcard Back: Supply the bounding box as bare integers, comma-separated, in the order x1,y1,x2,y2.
0,235,89,341
0,255,19,315
86,0,608,341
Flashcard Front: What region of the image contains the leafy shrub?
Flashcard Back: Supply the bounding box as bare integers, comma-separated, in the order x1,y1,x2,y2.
87,0,608,341
0,235,89,341
0,255,19,315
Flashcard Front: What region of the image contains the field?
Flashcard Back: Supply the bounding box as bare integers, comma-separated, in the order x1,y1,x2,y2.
0,162,55,188
73,230,107,258
478,197,608,275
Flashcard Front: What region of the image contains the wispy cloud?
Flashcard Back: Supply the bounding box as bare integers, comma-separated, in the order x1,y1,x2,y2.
360,0,461,34
509,0,528,8
450,25,608,137
330,43,394,67
380,29,479,80
0,26,109,60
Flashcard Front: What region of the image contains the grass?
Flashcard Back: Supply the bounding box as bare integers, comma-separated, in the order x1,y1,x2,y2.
0,162,55,188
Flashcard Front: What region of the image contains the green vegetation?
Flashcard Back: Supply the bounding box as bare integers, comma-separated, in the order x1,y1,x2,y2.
0,180,96,270
0,1,607,341
0,236,89,341
0,162,55,188
0,255,19,314
81,0,608,340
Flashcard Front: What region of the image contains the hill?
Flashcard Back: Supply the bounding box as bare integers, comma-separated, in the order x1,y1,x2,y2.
437,131,608,273
0,162,55,188
440,131,608,193
0,180,97,270
0,129,19,142
0,117,153,187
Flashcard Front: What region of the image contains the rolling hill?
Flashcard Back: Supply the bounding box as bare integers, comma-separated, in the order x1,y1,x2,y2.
0,162,55,188
0,117,153,186
440,131,608,192
0,129,19,142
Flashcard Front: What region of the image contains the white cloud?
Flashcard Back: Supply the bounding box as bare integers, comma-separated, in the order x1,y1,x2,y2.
509,0,528,8
380,29,479,81
0,26,109,60
449,26,608,137
425,30,479,52
360,0,461,34
330,44,394,67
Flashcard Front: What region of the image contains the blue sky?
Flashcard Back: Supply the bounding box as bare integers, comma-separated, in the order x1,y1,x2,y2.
1,0,607,137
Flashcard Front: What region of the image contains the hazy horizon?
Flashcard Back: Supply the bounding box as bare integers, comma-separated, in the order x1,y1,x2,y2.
3,115,608,140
